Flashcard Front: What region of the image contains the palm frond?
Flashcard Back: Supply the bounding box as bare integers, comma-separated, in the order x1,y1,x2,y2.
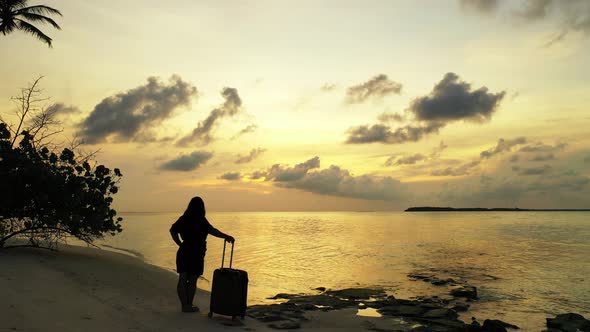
15,5,62,17
17,12,60,29
0,20,17,34
15,18,52,47
5,0,29,10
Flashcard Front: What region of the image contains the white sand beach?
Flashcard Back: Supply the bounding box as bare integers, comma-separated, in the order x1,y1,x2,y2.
0,245,388,332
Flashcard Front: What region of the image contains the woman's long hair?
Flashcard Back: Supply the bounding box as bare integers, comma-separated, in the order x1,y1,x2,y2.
182,196,206,220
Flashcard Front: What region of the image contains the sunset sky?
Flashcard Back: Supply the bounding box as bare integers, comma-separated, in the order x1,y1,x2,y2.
2,0,589,211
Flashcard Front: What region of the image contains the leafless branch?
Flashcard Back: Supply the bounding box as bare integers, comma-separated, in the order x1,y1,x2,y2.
9,76,46,148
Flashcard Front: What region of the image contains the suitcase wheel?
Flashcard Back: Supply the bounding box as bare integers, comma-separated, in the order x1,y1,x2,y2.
207,312,213,319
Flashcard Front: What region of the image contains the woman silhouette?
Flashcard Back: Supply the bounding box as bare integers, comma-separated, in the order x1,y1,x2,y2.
170,196,234,312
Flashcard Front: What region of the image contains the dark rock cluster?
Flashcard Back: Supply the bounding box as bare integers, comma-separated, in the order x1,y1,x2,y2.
546,313,590,332
248,286,587,331
247,287,518,331
408,271,478,300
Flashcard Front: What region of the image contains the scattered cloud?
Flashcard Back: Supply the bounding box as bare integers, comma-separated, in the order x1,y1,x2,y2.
432,137,525,177
410,73,505,123
516,0,553,21
512,164,553,176
78,75,197,144
480,137,527,159
249,157,406,201
529,170,590,191
519,142,567,153
235,148,266,164
346,73,505,145
219,172,241,181
160,151,213,171
346,122,444,144
431,160,481,176
176,87,242,146
47,103,81,116
430,141,448,158
530,153,555,161
231,124,257,140
386,154,427,166
257,157,321,182
377,112,404,123
460,0,590,44
460,0,499,13
345,74,402,104
384,141,447,168
320,83,337,92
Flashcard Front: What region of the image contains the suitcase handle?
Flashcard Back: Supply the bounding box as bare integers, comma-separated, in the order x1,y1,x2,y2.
221,240,234,269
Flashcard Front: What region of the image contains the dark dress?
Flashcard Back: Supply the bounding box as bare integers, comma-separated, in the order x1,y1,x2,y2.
170,215,211,275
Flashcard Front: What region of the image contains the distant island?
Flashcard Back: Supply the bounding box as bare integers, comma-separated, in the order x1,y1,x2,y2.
405,207,590,212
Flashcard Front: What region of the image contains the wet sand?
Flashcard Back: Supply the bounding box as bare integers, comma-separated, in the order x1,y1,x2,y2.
0,245,393,332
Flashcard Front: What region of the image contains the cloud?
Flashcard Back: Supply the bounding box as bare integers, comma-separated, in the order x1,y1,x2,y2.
510,154,520,163
235,148,266,164
519,142,567,153
47,103,81,116
176,87,242,146
460,0,590,44
386,154,427,166
460,0,499,13
259,157,321,182
384,141,447,167
431,160,481,176
231,124,257,140
512,164,553,176
160,151,213,171
219,172,241,181
78,75,197,144
517,0,552,20
320,83,337,92
430,140,448,158
529,170,590,191
530,153,555,161
346,74,403,104
378,112,404,123
410,73,506,123
480,137,527,159
438,167,590,208
250,157,406,201
346,122,444,144
345,73,505,145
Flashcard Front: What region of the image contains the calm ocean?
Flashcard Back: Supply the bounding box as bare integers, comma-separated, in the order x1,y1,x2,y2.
98,211,590,330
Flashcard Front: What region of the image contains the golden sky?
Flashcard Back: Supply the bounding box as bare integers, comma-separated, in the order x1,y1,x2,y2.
1,0,589,211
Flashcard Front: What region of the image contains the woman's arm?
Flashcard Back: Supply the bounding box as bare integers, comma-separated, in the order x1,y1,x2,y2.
208,226,235,243
170,231,183,246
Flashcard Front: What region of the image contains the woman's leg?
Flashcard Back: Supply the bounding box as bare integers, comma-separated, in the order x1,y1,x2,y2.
186,274,199,310
177,272,189,308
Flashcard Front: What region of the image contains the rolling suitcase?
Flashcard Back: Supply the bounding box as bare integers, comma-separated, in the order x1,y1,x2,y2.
208,240,248,319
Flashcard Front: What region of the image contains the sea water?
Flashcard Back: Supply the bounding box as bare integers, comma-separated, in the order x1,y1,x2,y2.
99,211,590,330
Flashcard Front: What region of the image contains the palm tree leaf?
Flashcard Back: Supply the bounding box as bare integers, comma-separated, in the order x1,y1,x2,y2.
17,12,61,29
5,0,29,10
15,18,52,47
0,21,18,35
15,5,62,17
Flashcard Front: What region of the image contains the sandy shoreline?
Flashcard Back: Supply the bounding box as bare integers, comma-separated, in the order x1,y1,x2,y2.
0,245,391,332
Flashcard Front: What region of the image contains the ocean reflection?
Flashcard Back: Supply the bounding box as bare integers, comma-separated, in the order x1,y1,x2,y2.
99,211,590,330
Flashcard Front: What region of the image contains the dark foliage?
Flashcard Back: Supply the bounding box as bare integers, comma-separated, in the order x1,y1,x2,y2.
0,0,62,47
0,122,123,249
